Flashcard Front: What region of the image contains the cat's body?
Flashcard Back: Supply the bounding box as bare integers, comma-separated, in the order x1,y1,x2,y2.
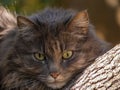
0,7,111,90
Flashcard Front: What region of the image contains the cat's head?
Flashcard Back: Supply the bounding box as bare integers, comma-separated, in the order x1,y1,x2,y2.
11,9,100,89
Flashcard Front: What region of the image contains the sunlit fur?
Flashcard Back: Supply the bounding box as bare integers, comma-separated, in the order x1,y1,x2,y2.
0,6,16,39
0,7,111,90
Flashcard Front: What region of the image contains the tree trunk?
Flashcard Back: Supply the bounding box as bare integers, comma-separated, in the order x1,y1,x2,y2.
70,44,120,90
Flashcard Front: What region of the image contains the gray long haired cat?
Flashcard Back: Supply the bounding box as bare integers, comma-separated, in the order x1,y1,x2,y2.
0,7,111,90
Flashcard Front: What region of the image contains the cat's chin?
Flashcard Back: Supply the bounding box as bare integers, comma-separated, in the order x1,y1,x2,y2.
46,81,66,89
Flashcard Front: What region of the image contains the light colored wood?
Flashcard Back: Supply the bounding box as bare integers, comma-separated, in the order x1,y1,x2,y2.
71,44,120,90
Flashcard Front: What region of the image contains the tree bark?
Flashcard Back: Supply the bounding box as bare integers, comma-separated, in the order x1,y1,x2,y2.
71,44,120,90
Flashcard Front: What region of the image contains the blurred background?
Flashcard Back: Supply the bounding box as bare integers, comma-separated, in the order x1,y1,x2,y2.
0,0,120,45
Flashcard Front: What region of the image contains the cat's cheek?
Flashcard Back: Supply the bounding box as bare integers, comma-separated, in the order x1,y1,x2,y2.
67,57,86,71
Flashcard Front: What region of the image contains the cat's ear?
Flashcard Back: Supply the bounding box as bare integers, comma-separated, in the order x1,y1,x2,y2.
68,10,89,34
17,16,36,29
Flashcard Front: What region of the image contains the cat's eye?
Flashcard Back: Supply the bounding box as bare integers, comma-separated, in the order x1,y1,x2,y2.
34,53,45,61
62,51,73,59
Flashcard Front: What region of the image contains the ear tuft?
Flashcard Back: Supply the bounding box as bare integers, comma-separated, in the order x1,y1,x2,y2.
70,10,89,27
17,16,35,29
68,10,89,34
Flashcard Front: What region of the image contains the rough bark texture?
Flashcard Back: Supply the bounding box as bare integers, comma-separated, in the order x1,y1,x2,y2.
71,44,120,90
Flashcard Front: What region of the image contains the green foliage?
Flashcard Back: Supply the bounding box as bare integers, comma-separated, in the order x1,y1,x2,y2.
0,0,60,14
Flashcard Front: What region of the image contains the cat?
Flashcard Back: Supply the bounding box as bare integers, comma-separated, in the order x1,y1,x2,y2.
0,7,111,90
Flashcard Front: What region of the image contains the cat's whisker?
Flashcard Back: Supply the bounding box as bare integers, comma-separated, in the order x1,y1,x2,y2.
38,77,47,81
21,79,38,87
9,80,36,89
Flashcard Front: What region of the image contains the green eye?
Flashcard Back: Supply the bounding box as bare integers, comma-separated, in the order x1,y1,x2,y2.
34,53,45,61
62,51,73,59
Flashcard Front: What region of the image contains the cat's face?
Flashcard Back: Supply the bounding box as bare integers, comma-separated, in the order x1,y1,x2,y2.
15,33,81,89
12,11,90,89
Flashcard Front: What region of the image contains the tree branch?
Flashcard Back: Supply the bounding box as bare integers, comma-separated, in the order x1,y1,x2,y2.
71,44,120,90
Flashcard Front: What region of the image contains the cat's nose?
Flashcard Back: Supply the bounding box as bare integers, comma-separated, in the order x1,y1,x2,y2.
50,72,60,79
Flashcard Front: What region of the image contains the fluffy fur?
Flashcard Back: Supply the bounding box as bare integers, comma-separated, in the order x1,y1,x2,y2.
0,7,111,90
0,6,16,41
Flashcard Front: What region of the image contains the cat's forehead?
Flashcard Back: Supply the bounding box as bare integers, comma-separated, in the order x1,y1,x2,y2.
42,31,78,51
27,9,79,50
30,8,76,28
